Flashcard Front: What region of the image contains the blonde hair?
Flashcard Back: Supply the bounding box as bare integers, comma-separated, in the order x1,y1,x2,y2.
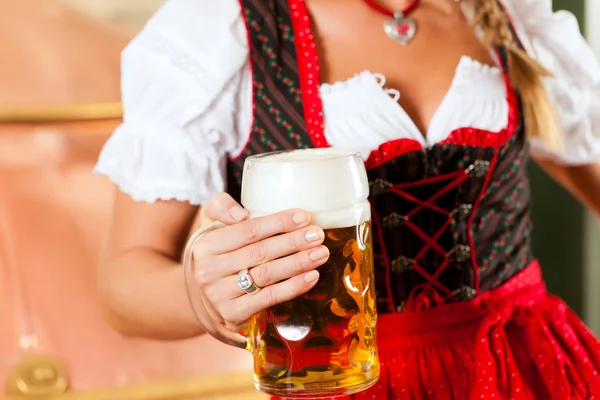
471,0,562,148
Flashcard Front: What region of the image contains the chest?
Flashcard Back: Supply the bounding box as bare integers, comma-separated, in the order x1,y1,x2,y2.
306,0,496,135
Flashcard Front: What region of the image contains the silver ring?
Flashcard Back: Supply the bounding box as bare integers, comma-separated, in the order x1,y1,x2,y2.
236,269,261,294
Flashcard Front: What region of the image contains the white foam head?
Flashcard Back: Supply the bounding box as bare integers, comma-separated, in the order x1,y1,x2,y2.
241,149,370,229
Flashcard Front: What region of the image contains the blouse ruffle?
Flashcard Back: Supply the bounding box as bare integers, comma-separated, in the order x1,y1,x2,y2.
505,0,600,165
94,0,249,205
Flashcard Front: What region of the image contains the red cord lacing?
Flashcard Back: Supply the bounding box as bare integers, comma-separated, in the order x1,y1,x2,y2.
371,160,491,312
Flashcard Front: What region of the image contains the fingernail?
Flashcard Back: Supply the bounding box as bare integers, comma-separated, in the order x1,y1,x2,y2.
305,229,323,242
310,247,329,261
293,211,310,225
229,205,248,221
304,270,320,283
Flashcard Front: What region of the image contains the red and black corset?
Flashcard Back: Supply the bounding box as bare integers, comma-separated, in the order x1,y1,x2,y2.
228,0,534,315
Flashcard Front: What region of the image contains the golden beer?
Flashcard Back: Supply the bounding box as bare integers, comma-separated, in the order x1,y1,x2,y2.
248,222,378,397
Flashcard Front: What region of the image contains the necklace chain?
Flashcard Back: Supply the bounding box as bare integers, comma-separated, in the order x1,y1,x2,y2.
362,0,423,17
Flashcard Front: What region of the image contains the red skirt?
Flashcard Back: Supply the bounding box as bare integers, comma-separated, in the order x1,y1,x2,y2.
276,262,600,399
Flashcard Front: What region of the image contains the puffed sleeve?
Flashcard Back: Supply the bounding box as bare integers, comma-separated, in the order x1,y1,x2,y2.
504,0,600,165
94,0,249,205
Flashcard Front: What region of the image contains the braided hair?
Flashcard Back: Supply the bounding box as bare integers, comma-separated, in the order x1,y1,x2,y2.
470,0,562,148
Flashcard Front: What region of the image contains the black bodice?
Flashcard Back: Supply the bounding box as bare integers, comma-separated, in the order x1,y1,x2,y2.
365,133,534,313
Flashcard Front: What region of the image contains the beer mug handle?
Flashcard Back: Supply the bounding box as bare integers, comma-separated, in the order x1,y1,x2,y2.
182,222,249,350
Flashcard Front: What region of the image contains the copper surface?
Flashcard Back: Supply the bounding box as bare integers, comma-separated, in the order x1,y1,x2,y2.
0,0,126,107
0,0,253,396
0,124,253,394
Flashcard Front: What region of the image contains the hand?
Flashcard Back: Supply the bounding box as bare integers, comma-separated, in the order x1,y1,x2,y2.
191,193,328,330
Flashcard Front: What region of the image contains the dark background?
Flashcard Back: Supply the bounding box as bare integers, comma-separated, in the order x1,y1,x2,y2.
529,0,587,316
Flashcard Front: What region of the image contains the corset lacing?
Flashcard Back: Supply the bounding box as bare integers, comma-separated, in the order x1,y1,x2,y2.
370,159,493,313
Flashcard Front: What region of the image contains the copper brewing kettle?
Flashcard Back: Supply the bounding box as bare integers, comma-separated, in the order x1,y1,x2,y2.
0,1,257,399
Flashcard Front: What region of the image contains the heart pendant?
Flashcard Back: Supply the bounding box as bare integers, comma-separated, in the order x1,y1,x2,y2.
383,12,417,45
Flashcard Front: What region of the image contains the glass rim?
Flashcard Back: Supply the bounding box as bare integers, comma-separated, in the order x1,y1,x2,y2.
245,148,361,164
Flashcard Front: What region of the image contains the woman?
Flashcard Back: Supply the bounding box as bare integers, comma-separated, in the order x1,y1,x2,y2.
95,0,600,398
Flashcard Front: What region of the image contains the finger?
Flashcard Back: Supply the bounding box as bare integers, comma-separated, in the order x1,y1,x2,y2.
205,208,312,254
218,245,330,299
220,271,320,327
201,192,249,226
193,221,322,289
215,224,324,276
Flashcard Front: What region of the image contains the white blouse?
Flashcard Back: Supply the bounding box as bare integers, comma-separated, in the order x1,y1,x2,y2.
95,0,600,206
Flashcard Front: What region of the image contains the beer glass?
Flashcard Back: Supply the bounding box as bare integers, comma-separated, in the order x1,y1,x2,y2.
183,149,380,398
